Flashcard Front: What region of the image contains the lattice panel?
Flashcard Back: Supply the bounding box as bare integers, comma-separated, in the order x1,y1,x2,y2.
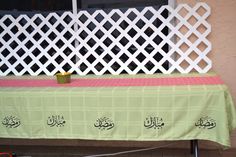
0,2,211,76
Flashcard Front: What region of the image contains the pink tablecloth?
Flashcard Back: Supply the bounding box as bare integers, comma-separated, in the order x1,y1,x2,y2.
0,76,224,87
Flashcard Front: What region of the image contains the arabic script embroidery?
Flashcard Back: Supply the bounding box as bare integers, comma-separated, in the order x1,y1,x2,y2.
144,116,164,129
94,117,114,130
47,115,66,127
2,115,21,128
195,116,216,129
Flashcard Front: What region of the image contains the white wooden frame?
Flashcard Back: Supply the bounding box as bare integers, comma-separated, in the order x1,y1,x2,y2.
0,2,211,76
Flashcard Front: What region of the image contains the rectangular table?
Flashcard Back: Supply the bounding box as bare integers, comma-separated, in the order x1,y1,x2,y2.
0,73,235,152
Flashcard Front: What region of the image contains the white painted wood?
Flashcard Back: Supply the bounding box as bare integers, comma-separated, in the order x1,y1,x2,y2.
168,0,177,67
72,0,79,63
0,2,211,76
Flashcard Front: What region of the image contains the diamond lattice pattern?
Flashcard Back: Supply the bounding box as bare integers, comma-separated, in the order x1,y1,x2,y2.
0,2,211,76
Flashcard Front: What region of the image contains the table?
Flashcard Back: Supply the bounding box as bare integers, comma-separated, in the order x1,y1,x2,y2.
0,73,235,156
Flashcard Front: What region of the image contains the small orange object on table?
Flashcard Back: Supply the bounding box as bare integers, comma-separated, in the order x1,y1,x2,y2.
56,72,71,84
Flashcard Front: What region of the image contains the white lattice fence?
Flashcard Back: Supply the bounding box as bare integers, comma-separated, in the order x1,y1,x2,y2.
0,2,211,76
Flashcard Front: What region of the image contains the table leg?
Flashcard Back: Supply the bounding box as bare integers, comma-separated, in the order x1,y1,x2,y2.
193,140,199,157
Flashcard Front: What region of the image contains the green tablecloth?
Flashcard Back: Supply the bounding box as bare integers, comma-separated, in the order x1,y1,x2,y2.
0,73,236,148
